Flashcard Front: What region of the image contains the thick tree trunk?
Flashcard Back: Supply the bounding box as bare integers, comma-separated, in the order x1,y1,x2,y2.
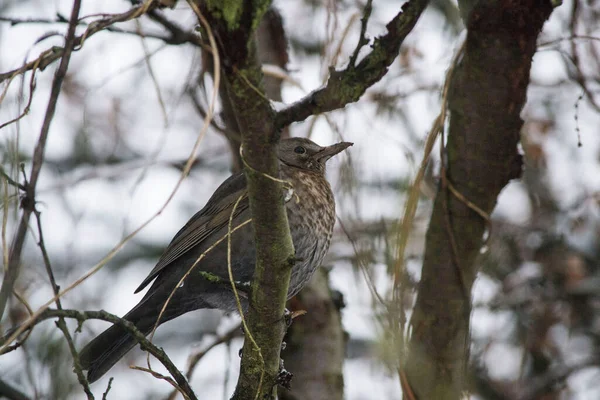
215,8,290,172
405,1,554,398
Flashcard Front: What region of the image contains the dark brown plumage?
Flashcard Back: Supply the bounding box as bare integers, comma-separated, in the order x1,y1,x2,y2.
79,137,352,383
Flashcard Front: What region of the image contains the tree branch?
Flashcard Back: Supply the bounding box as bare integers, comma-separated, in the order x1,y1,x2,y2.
274,0,428,130
0,1,160,84
0,14,202,46
0,0,82,322
0,378,30,400
34,206,93,399
5,308,197,400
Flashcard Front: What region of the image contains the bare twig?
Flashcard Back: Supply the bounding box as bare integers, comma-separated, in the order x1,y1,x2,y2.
130,366,190,399
393,40,465,308
0,58,38,130
274,0,428,129
329,13,360,70
0,0,213,353
144,2,221,383
10,2,94,397
0,288,34,356
337,217,385,306
166,323,242,400
348,0,373,67
0,378,30,400
34,207,93,399
186,85,229,133
101,378,113,400
567,1,600,113
146,8,205,48
538,34,600,47
0,1,158,85
6,308,198,400
392,39,464,397
135,19,169,125
186,323,241,380
0,0,82,321
0,166,26,191
0,14,200,45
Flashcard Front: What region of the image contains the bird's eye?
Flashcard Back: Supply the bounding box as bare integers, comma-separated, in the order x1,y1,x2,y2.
294,146,306,154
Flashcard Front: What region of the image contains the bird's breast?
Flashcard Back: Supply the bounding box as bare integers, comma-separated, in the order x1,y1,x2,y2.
282,168,336,297
284,170,335,239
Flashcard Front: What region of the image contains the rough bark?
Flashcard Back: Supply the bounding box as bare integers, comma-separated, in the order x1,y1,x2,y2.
198,2,293,399
214,8,290,172
405,1,554,399
274,0,429,128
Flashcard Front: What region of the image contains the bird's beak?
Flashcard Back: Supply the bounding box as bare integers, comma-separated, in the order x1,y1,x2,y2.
316,142,353,162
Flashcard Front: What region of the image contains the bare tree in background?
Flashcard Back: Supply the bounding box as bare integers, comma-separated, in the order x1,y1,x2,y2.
3,0,600,399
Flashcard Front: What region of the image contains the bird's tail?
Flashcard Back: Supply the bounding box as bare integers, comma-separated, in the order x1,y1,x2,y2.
79,294,193,383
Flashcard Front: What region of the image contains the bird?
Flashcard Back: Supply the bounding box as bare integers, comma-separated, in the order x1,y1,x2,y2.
79,137,352,383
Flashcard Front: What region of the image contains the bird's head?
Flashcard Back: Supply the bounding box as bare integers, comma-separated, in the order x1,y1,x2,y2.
277,137,353,173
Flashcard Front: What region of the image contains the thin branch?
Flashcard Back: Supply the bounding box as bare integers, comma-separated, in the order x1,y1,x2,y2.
0,0,82,322
187,323,241,380
0,0,217,351
348,0,373,67
567,0,600,113
0,1,158,84
8,308,198,400
101,378,113,400
135,19,169,126
34,207,93,399
5,3,93,396
274,0,428,129
166,323,242,400
0,14,202,44
0,166,26,191
186,85,229,133
144,1,221,378
538,34,600,47
130,365,190,398
0,56,38,131
0,378,30,400
146,8,205,47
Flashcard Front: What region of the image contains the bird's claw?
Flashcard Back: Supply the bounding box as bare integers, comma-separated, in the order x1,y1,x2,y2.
276,359,293,390
284,308,293,328
235,280,251,293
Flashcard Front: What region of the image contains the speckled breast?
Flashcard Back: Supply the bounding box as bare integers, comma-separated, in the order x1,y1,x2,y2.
281,166,336,298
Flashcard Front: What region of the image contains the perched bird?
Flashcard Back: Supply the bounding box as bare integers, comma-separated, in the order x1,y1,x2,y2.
79,137,352,382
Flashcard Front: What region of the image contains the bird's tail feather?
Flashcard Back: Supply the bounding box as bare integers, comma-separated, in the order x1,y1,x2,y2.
79,294,196,383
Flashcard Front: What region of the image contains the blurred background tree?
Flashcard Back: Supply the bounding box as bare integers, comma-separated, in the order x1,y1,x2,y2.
0,0,598,399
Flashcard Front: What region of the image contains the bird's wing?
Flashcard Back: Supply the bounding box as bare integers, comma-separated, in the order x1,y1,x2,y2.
134,172,250,293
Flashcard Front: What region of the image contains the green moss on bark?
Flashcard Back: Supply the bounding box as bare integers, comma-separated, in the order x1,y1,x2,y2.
204,0,244,30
